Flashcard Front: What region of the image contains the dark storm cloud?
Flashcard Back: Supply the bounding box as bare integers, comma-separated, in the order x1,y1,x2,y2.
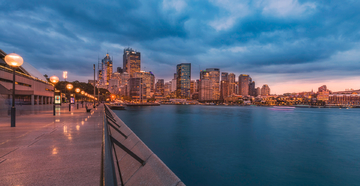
1,0,360,81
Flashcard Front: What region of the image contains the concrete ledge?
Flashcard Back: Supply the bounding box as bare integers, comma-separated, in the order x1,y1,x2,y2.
107,107,185,186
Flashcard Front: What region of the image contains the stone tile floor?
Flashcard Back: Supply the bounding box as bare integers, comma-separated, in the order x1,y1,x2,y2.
0,104,102,185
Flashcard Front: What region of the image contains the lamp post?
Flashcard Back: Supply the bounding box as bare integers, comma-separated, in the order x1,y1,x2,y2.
75,88,80,109
81,90,85,107
4,53,24,127
50,76,59,116
93,64,96,108
66,84,73,111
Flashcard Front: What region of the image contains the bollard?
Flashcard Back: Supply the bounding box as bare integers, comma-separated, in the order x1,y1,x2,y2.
69,103,71,111
77,103,79,109
53,104,55,116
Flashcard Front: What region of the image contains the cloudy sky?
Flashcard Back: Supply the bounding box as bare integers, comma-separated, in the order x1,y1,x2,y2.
1,0,360,93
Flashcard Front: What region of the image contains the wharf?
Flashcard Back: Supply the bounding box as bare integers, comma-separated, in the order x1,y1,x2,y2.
0,104,103,185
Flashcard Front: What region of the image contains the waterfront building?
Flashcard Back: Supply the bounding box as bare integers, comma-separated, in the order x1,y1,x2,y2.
228,73,236,95
327,93,360,105
171,78,177,92
123,48,141,78
164,82,171,97
220,80,229,100
221,72,228,81
0,49,54,115
249,80,256,96
190,80,195,95
238,74,250,96
176,63,191,98
155,79,165,96
128,78,146,101
256,87,261,97
199,68,220,101
98,53,113,86
195,79,200,93
261,84,270,96
150,71,155,93
134,71,154,98
317,85,330,101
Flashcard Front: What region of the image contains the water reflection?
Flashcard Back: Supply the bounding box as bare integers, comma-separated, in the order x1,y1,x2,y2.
52,148,58,155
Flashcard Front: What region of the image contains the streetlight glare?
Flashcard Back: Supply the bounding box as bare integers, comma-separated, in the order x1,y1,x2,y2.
81,91,85,95
50,76,59,84
75,88,81,93
63,71,68,79
4,53,24,67
66,84,73,90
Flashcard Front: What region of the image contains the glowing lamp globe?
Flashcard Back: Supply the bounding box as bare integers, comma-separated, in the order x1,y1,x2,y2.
81,91,85,95
5,53,23,67
49,76,59,84
75,88,80,93
85,93,88,96
66,84,73,90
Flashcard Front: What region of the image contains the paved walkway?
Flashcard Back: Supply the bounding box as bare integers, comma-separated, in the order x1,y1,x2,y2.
0,103,103,185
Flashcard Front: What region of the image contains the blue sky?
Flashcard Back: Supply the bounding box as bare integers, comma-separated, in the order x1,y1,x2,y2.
1,0,360,93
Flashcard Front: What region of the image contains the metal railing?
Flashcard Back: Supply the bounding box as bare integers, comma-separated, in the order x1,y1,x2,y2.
100,105,146,186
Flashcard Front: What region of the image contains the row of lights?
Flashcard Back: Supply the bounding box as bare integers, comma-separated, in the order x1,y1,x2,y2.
49,76,97,100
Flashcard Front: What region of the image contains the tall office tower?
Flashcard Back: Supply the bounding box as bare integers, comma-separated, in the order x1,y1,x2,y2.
171,79,177,92
119,72,130,96
123,47,141,78
256,87,261,96
249,81,256,96
221,72,228,81
164,82,171,96
220,80,229,100
149,71,155,92
176,63,191,98
261,84,270,96
199,68,220,101
174,73,177,80
128,78,146,101
98,53,113,86
228,73,236,95
196,79,200,92
134,71,154,98
238,74,250,96
155,79,165,96
190,80,195,95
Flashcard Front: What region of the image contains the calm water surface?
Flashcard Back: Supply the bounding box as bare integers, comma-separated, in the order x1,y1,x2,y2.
113,105,360,186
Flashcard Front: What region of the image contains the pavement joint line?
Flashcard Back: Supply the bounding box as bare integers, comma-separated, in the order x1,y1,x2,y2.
49,128,57,134
0,147,19,158
0,158,6,164
35,133,46,140
27,139,41,147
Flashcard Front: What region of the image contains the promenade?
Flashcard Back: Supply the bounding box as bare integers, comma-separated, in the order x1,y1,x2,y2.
0,103,102,185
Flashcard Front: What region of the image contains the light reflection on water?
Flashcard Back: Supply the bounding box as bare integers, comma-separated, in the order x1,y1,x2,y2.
114,105,360,186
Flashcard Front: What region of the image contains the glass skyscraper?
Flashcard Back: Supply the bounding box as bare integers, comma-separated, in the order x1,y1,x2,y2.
176,63,191,98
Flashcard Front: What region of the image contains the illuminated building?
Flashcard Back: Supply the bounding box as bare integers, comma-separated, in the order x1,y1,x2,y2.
221,72,228,81
256,87,261,97
176,63,191,98
220,80,229,100
134,71,154,98
190,80,195,95
238,74,250,96
98,53,113,86
228,73,236,95
155,79,165,96
123,48,141,78
317,85,330,101
199,68,220,101
164,82,171,96
128,78,146,101
261,84,270,96
249,80,256,96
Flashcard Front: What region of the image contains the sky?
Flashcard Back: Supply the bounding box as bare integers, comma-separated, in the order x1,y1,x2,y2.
1,0,360,94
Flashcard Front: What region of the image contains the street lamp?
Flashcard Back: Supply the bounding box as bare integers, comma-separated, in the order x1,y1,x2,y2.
67,84,73,111
75,88,80,109
50,76,59,116
81,90,85,108
4,53,24,127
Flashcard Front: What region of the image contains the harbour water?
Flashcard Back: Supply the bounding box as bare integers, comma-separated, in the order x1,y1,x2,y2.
113,105,360,186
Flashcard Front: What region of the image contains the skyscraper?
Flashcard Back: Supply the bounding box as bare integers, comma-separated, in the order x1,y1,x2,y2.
228,73,236,95
134,71,154,98
155,79,165,96
199,68,220,101
221,72,228,81
99,53,113,86
123,48,141,78
176,63,191,98
261,84,270,96
249,80,256,96
238,74,250,96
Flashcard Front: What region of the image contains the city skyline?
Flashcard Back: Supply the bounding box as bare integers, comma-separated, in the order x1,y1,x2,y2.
1,1,360,93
